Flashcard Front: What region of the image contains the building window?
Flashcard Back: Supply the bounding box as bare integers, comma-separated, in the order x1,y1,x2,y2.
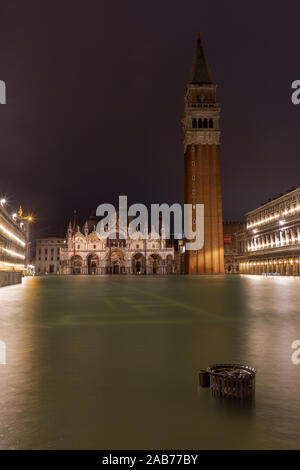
93,245,96,249
192,161,195,166
209,118,213,128
192,175,195,181
77,245,80,249
203,118,208,128
192,118,197,128
198,118,202,128
192,190,196,195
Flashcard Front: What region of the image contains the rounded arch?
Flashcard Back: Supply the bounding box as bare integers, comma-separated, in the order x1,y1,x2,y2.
88,232,100,246
106,248,125,261
106,248,125,274
70,255,83,275
148,254,162,274
166,254,173,274
132,253,145,274
87,253,99,275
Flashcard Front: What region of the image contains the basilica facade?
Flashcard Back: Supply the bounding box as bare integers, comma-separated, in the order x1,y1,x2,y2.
58,217,183,275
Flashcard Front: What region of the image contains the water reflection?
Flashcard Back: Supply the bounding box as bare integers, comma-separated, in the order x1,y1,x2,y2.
0,275,299,449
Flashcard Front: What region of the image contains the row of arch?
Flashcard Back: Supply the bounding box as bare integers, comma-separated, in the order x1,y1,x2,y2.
192,118,213,129
66,253,174,275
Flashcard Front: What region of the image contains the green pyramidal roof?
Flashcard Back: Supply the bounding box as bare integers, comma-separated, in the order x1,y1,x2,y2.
190,32,214,85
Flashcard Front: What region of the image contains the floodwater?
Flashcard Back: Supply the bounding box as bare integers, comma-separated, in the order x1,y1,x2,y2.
0,275,300,449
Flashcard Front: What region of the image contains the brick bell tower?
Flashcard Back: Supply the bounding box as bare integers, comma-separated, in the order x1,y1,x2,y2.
183,33,224,273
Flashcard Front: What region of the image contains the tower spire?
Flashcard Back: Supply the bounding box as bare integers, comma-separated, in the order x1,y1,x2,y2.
190,32,214,85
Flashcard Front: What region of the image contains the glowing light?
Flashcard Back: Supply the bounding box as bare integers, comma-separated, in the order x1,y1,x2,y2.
23,214,35,222
246,205,300,229
2,247,25,259
0,198,6,206
1,262,24,269
0,224,25,246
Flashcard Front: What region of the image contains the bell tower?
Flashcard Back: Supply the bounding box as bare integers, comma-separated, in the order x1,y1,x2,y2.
183,33,224,273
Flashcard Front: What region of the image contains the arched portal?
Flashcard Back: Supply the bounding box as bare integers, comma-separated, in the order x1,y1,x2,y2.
132,253,145,274
49,263,54,274
149,254,162,274
166,255,173,274
112,261,121,274
107,249,125,274
71,255,83,275
87,253,99,275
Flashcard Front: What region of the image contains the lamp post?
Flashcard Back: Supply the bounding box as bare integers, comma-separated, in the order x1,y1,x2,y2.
17,205,34,271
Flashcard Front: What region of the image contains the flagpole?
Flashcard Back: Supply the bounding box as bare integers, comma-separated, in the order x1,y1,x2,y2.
73,209,77,275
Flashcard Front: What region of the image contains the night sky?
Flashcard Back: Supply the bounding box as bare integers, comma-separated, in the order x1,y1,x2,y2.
0,0,299,237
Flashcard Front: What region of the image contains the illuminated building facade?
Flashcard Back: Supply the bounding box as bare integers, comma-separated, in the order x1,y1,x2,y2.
35,237,66,275
0,199,27,286
183,33,224,273
238,187,300,275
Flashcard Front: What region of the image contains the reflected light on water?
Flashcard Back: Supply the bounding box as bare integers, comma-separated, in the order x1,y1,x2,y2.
0,275,300,449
